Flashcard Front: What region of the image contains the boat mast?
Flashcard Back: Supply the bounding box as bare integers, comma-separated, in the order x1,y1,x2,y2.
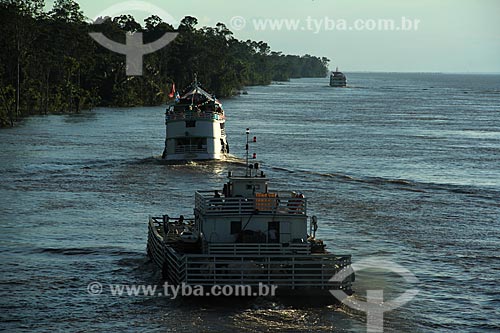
245,128,250,176
245,128,258,177
191,73,198,106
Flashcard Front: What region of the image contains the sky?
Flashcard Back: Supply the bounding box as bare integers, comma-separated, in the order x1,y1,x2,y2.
65,0,500,73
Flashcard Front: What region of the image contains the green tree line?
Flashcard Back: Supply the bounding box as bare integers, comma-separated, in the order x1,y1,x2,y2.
0,0,330,127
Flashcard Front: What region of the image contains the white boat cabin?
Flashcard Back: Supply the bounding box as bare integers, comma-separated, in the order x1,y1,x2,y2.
194,170,309,247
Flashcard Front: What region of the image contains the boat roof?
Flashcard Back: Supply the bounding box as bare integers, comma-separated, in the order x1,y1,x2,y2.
181,85,212,100
180,83,221,105
332,66,345,74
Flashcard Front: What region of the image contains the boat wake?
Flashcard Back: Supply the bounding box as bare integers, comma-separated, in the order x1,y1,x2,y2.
266,165,500,202
147,154,246,167
36,246,140,257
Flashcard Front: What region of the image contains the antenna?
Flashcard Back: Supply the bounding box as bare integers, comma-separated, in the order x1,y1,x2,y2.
245,128,250,176
245,128,258,177
191,73,198,106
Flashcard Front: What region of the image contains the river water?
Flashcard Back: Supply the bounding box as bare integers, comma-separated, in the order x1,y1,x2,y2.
1,73,499,332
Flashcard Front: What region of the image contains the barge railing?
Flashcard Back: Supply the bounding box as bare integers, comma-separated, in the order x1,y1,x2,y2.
167,252,352,291
148,218,352,291
207,243,311,255
195,191,307,215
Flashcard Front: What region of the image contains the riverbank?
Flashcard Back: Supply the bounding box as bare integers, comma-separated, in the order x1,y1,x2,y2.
0,77,303,128
0,2,329,128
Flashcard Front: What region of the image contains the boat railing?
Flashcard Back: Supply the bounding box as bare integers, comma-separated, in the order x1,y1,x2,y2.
207,243,311,255
149,216,195,227
147,217,165,268
174,145,208,154
149,216,196,241
167,252,353,290
165,247,187,283
195,191,307,215
166,110,224,121
150,217,352,291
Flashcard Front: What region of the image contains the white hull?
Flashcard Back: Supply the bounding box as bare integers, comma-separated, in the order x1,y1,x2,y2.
330,67,347,87
162,118,229,161
162,82,229,161
163,152,228,161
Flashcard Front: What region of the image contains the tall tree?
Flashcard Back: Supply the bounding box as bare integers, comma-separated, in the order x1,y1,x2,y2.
0,7,330,127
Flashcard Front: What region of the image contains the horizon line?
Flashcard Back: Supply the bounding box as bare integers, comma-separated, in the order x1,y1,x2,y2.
328,70,500,75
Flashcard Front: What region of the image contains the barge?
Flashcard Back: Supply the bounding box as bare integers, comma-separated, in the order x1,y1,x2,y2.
149,130,353,296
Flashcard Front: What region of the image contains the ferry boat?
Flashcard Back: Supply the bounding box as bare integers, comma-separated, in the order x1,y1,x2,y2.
329,67,347,87
148,130,354,297
161,78,229,161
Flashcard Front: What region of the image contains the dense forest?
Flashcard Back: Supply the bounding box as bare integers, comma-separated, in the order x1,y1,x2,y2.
0,0,330,127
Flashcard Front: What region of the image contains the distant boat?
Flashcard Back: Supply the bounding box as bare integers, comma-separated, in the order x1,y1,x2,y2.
330,67,347,87
162,78,229,161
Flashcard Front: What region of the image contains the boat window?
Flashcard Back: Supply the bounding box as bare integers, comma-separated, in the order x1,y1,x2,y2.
186,120,196,127
267,221,280,243
230,221,242,235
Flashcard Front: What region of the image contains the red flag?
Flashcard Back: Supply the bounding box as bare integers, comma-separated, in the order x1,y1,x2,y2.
168,83,175,98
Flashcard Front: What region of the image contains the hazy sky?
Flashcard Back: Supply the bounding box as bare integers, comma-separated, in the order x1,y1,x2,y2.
71,0,500,73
